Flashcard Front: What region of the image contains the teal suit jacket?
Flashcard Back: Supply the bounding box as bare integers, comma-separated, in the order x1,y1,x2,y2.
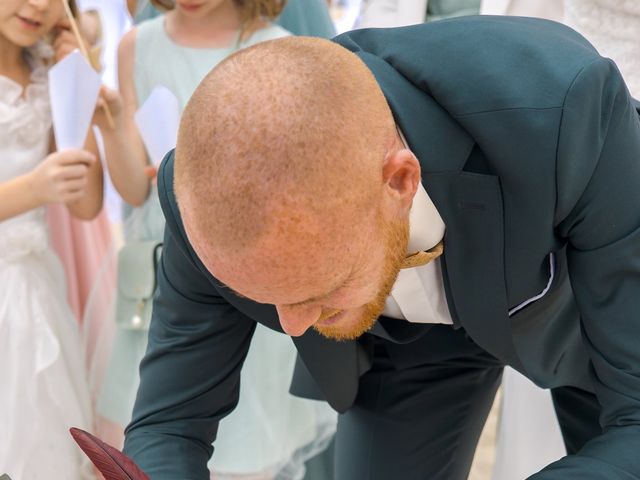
124,16,640,479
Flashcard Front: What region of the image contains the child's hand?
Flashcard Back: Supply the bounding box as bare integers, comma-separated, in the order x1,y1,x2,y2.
94,86,124,131
28,150,96,205
52,18,79,63
78,10,102,47
144,165,158,182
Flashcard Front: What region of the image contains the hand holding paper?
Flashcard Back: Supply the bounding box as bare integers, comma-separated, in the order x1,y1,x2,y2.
58,0,112,125
94,85,125,131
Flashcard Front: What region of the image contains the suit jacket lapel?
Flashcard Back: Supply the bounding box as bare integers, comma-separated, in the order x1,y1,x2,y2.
292,333,364,413
425,173,524,371
359,51,524,370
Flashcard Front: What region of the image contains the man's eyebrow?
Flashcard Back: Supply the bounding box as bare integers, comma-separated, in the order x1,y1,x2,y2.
220,284,329,305
289,292,330,308
289,275,351,308
219,269,354,306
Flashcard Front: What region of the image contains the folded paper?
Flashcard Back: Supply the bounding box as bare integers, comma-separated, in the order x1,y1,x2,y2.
135,86,180,166
48,50,102,151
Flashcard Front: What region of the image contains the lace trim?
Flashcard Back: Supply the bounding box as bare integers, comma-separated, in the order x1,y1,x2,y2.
0,44,53,147
0,220,49,261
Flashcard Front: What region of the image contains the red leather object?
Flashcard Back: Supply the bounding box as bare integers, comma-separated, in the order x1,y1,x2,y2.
69,428,150,480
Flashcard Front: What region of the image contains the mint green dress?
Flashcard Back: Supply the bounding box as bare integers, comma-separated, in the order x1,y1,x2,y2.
426,0,480,21
97,16,336,477
135,0,336,38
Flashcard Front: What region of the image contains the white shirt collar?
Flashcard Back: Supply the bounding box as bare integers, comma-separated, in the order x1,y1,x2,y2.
396,127,446,253
381,128,451,325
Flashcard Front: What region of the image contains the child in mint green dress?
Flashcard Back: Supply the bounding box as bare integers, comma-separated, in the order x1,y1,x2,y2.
91,1,336,478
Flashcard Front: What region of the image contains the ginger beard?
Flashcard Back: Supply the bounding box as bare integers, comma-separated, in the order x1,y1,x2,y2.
312,216,410,341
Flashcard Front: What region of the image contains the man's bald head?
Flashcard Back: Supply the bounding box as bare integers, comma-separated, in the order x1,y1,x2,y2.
175,37,398,276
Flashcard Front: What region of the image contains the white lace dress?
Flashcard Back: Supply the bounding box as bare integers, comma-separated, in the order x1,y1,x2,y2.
0,66,94,480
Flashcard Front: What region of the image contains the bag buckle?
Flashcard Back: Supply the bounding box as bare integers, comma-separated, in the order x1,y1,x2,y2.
132,299,145,328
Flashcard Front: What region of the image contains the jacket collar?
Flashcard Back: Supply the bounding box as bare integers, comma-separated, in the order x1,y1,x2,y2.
355,50,475,174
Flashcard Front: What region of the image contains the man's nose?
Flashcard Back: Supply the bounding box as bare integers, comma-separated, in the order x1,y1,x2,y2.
275,304,321,337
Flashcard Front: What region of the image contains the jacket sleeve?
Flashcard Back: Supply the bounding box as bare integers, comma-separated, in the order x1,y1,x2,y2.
123,163,256,479
531,57,640,479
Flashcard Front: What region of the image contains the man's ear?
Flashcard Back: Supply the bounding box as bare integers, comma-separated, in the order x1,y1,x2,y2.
381,148,421,217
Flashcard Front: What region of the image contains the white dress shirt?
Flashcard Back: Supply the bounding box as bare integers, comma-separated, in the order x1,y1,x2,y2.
382,182,453,325
381,128,452,325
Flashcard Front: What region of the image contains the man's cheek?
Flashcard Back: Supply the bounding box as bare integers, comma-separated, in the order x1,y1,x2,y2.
335,287,380,310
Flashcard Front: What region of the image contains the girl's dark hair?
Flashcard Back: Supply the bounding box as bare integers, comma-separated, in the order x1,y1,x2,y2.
149,0,286,22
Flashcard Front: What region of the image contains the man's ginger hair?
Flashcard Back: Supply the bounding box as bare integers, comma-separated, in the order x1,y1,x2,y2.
175,37,396,257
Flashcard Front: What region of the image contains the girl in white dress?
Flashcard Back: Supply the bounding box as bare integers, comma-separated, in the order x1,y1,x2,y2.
0,1,103,478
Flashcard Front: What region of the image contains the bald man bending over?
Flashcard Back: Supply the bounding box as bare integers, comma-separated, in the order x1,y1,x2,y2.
123,16,640,480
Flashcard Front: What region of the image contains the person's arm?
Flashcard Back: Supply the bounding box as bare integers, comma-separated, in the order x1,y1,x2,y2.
0,149,96,222
49,24,104,220
0,174,41,221
531,58,640,479
123,158,256,479
96,27,151,207
63,132,104,219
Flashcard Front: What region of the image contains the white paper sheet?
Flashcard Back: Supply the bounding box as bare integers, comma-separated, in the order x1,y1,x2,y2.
48,50,102,151
134,86,180,166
